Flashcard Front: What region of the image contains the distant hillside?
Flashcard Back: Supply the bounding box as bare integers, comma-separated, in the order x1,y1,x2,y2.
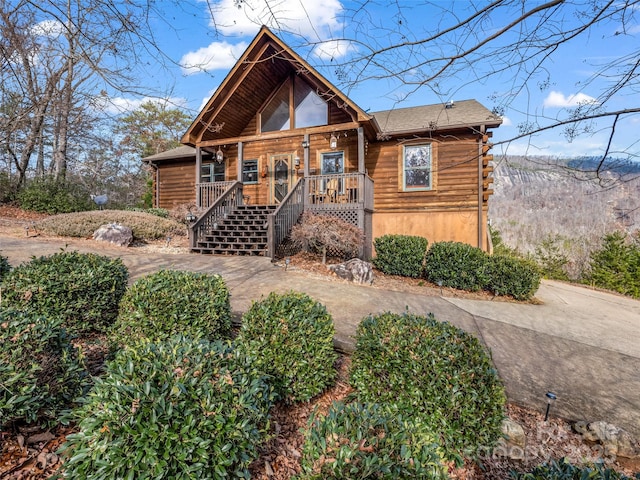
489,155,639,277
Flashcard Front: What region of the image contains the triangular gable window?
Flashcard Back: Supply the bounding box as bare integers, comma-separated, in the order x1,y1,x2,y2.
261,76,328,132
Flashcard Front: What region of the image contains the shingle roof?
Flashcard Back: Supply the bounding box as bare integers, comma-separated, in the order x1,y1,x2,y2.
371,99,502,136
142,145,209,162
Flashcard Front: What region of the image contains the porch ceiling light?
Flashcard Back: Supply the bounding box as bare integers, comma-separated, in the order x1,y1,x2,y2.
330,133,338,149
216,147,224,163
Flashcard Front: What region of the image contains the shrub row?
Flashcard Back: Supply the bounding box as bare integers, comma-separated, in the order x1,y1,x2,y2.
17,176,94,214
374,235,541,300
513,457,639,479
0,253,10,281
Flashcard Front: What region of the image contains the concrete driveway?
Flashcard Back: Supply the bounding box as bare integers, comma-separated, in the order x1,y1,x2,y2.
1,235,639,437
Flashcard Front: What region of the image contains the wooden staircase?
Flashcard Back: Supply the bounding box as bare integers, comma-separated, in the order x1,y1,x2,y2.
191,205,277,256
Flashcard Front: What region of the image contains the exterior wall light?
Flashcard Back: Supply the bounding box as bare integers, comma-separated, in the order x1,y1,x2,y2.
330,133,338,149
216,147,224,163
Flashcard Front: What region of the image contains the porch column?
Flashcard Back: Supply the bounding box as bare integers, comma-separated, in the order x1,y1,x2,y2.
303,134,310,177
195,146,202,207
237,141,243,181
357,127,365,173
477,125,485,249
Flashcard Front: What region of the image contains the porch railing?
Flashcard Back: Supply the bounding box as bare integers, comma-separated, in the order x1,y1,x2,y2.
197,181,236,209
190,181,244,248
305,173,374,212
267,178,305,258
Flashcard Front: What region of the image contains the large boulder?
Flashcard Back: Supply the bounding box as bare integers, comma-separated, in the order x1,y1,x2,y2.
93,223,133,247
574,420,640,458
328,258,373,285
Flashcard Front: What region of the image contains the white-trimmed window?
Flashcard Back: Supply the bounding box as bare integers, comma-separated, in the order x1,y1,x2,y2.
242,160,259,184
402,144,432,191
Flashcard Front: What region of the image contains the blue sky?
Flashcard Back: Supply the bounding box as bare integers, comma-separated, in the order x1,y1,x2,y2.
107,0,639,160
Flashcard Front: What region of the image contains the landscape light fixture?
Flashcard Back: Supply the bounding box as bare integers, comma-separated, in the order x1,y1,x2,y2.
285,257,291,271
330,133,338,149
216,146,224,163
544,391,557,421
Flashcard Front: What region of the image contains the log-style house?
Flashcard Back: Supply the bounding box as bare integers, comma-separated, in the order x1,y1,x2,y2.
143,26,501,259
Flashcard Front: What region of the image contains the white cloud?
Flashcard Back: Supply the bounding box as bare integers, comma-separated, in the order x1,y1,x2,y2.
30,19,64,37
199,88,218,112
93,96,188,115
180,41,248,75
206,0,343,40
501,116,513,126
312,39,357,60
543,91,598,108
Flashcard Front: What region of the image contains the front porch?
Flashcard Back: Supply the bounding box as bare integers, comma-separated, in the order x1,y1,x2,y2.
190,172,374,258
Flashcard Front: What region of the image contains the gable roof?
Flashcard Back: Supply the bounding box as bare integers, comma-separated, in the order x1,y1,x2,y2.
372,99,502,137
182,26,372,146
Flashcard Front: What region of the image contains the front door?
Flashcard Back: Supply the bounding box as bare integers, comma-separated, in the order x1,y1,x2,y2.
270,154,293,204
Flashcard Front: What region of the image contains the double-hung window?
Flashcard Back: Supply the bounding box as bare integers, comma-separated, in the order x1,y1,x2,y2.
242,160,259,184
402,144,432,191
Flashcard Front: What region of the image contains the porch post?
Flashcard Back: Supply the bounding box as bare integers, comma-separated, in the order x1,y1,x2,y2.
357,127,365,173
237,141,243,181
195,146,202,207
303,134,310,177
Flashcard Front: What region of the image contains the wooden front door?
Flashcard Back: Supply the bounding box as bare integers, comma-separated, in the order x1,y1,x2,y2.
270,154,293,204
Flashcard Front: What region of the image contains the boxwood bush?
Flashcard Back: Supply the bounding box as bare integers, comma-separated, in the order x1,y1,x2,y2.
424,241,490,291
1,251,128,334
109,270,231,349
372,234,428,278
0,254,10,282
0,309,86,428
350,312,505,463
297,401,449,480
60,336,274,479
512,457,639,479
235,291,337,403
486,255,541,301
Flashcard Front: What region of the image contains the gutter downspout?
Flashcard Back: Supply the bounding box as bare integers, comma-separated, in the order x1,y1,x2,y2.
144,159,160,208
478,125,485,250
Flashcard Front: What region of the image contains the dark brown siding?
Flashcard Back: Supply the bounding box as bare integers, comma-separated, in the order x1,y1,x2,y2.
156,160,196,209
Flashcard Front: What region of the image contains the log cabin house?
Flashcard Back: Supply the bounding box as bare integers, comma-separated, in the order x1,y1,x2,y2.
143,26,501,259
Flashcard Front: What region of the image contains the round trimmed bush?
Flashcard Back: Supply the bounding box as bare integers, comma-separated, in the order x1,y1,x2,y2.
486,255,541,300
0,309,86,428
236,291,337,403
0,254,10,282
1,251,128,335
297,401,449,480
350,312,505,462
424,241,490,291
60,336,274,479
109,270,231,349
373,234,428,278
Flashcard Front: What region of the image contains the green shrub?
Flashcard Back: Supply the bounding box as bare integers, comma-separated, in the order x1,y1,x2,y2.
109,270,231,349
1,251,128,335
17,176,93,214
512,457,639,479
0,254,10,282
372,234,428,278
236,291,337,403
489,226,520,258
350,312,505,463
534,234,570,281
424,241,490,291
59,336,274,479
486,255,541,300
297,401,449,480
0,309,86,428
126,207,170,218
587,232,640,298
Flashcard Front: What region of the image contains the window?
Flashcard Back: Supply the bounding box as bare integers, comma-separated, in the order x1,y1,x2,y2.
260,76,328,132
321,151,344,197
402,144,432,191
294,77,327,128
201,162,225,183
242,160,259,184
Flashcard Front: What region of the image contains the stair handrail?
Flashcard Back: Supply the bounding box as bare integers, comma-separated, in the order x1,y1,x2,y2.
267,178,305,258
189,181,243,249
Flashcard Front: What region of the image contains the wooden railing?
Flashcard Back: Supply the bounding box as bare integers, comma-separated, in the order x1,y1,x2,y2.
305,173,374,212
190,181,243,248
267,178,305,258
197,181,236,209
